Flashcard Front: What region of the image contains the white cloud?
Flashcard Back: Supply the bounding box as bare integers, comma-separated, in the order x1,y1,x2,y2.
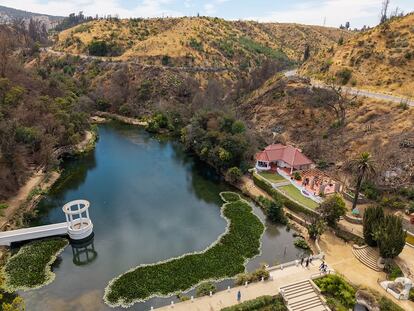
204,3,216,15
0,0,183,18
246,0,414,28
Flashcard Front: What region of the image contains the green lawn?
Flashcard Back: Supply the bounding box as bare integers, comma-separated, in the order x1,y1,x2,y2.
259,171,286,183
278,185,319,210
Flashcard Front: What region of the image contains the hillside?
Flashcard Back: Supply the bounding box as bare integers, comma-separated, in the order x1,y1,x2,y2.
301,13,414,98
53,17,351,68
239,74,414,187
0,5,62,29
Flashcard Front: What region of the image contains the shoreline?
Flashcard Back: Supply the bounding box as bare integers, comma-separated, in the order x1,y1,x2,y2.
0,130,97,234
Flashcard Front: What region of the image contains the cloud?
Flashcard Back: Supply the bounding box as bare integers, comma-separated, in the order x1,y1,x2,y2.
246,0,412,28
0,0,183,18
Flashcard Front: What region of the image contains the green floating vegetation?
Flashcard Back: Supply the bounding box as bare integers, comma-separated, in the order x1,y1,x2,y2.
2,238,69,292
104,191,264,307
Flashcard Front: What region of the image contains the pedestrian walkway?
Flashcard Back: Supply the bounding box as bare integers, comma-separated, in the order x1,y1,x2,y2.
155,259,324,311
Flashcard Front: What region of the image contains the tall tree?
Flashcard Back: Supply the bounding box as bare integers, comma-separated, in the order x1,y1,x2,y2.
317,194,346,227
348,152,376,210
303,44,310,61
375,215,406,259
380,0,390,24
363,205,384,247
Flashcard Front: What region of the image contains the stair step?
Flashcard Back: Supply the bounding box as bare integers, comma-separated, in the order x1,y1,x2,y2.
285,289,315,299
290,296,321,307
283,283,313,293
281,280,310,291
295,301,323,311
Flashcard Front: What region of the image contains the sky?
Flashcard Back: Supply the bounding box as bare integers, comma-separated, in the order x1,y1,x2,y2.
1,0,413,28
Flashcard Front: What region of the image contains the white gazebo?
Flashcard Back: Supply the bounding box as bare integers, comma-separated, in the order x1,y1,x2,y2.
62,199,94,241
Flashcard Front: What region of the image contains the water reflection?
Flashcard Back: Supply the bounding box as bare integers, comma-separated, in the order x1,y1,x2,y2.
71,235,98,266
20,122,306,311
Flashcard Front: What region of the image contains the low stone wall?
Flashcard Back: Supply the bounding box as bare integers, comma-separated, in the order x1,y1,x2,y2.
343,191,369,204
344,214,363,224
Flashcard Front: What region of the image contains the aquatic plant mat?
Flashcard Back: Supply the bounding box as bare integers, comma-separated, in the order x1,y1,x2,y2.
2,237,69,292
104,191,264,307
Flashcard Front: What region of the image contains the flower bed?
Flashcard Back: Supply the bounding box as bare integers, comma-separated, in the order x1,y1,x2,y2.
2,238,69,292
104,191,264,307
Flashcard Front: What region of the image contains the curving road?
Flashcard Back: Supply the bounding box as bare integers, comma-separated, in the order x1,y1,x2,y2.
284,69,414,107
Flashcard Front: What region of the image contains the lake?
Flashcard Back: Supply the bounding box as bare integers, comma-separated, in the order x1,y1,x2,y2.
20,122,305,310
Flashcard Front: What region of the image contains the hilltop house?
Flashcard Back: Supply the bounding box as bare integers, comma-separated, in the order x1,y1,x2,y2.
255,144,314,174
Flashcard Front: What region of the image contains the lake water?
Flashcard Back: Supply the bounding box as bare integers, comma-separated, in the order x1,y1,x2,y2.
20,122,305,311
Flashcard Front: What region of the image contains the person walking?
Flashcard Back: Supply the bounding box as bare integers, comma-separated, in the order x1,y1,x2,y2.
300,257,304,266
305,258,309,268
237,290,241,303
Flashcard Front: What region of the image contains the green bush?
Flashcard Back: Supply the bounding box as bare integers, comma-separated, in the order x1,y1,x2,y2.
317,194,346,228
225,167,243,184
221,295,287,311
196,282,216,297
235,266,269,286
314,275,356,309
336,68,352,85
252,173,318,218
188,38,203,51
294,238,311,251
384,262,403,280
378,296,404,311
293,171,301,180
104,192,264,307
88,40,108,56
3,238,69,291
363,205,384,247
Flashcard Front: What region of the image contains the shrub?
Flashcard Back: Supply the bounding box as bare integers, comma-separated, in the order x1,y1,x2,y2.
252,173,319,217
267,199,287,225
161,55,170,66
314,275,356,309
293,171,301,180
336,68,352,85
294,238,311,251
235,266,270,286
104,192,264,307
221,295,287,311
88,40,108,56
317,194,346,227
384,262,403,280
196,282,216,297
225,167,243,184
188,38,203,51
363,205,384,247
376,215,406,259
361,181,380,200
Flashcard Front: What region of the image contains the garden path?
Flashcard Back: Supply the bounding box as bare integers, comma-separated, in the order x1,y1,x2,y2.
319,232,414,311
155,259,324,311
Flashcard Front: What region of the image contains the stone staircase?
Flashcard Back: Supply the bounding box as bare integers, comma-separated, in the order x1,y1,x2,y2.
352,245,381,272
280,280,329,311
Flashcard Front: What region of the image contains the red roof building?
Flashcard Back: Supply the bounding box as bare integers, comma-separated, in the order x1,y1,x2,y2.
255,144,314,172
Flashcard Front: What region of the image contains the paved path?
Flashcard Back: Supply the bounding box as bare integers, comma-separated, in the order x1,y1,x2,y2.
284,69,414,107
155,259,324,311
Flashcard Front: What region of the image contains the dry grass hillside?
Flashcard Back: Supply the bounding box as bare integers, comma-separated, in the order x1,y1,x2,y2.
54,17,350,68
301,13,414,98
239,74,414,187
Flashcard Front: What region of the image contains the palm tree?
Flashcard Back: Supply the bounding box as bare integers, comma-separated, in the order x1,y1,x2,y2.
348,152,376,210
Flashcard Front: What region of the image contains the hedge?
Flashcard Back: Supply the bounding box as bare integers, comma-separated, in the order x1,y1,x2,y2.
220,295,287,311
252,172,319,217
104,192,264,307
2,238,69,292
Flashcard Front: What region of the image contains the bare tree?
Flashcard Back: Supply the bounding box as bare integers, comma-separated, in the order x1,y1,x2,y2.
380,0,390,24
0,28,15,78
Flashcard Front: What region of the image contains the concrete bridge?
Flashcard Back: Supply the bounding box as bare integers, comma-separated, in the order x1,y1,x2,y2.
0,200,93,246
